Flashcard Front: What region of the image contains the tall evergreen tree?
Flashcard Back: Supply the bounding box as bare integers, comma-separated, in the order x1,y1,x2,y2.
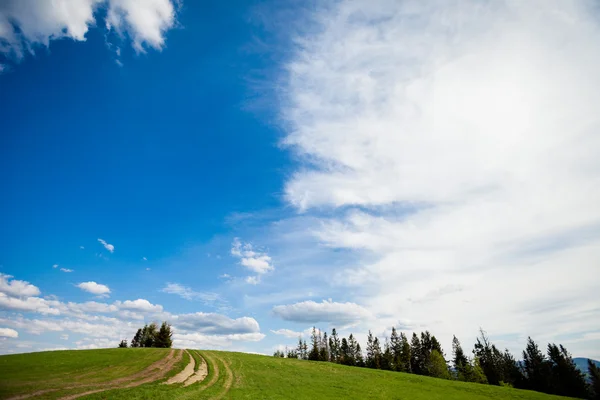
297,337,304,360
452,335,469,380
320,332,330,362
429,349,451,379
330,328,340,363
347,334,358,366
381,337,393,370
308,327,320,361
355,343,365,367
499,348,525,388
131,328,142,348
399,332,412,373
473,328,502,385
340,337,351,365
546,343,587,398
154,321,173,348
410,332,422,374
588,359,600,400
522,337,552,393
302,340,309,360
373,337,383,369
366,330,376,368
390,327,401,371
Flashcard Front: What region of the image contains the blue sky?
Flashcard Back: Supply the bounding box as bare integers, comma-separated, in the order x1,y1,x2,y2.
1,0,599,359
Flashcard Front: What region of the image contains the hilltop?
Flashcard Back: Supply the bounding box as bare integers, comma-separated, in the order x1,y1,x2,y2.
0,348,579,400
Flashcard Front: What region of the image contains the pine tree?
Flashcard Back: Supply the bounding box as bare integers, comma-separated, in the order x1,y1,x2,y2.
499,348,525,388
471,356,489,384
355,343,365,367
410,332,421,374
373,337,382,369
382,337,393,370
302,340,308,360
297,337,304,360
309,327,320,361
131,328,142,348
340,337,350,365
452,335,469,380
588,359,600,400
546,343,587,398
320,332,329,362
522,337,551,393
347,334,357,366
118,339,128,348
366,330,376,368
154,321,173,348
473,328,502,385
330,328,340,363
390,327,401,371
399,332,412,373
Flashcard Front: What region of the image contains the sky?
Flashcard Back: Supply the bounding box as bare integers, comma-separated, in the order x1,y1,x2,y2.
0,0,599,360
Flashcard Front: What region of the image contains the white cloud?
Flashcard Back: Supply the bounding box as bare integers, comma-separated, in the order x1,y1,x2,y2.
277,0,600,357
52,264,59,269
0,328,18,338
173,332,265,349
272,300,372,325
245,276,260,285
0,293,60,315
270,328,303,339
0,0,177,59
97,238,114,253
173,312,261,335
60,268,74,273
161,283,222,304
0,273,41,297
76,281,111,296
115,299,163,313
231,238,274,274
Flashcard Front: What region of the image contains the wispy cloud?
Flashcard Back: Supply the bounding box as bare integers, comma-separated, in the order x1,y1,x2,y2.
52,264,58,269
59,268,74,273
97,238,114,253
277,0,600,355
161,283,222,304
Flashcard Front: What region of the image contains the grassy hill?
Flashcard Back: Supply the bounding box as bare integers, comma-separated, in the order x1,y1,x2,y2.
0,349,578,399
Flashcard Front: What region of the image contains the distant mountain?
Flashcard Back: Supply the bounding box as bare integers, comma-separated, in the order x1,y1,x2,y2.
574,357,600,374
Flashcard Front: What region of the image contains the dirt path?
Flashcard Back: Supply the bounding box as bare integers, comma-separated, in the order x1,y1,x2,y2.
195,352,220,392
57,349,184,400
165,350,195,384
183,352,209,386
7,350,179,400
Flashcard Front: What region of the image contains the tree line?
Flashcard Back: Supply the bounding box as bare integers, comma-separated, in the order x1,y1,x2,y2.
273,327,600,400
118,321,173,348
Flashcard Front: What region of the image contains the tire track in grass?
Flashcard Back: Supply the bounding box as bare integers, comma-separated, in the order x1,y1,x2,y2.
166,350,195,384
7,350,177,400
211,353,234,400
57,349,184,400
184,351,208,386
196,352,220,392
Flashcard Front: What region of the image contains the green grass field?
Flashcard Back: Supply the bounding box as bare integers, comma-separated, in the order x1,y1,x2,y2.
0,349,576,399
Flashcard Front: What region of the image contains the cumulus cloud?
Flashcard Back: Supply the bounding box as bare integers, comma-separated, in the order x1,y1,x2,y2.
0,273,41,297
173,332,265,350
245,276,260,285
0,0,178,59
272,300,372,325
0,293,60,315
278,0,600,356
97,238,114,253
0,328,18,338
114,298,163,313
231,238,274,274
161,283,222,303
174,312,261,335
76,281,111,296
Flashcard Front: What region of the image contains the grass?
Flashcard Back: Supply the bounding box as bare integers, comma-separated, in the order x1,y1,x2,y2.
0,349,577,399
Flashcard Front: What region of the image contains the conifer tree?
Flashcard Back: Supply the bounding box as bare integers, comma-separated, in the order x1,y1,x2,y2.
302,340,308,360
340,337,350,365
320,332,329,362
522,337,551,393
355,342,365,367
366,330,376,368
154,321,173,348
373,337,383,369
473,328,502,385
410,332,422,374
347,334,358,366
399,332,412,373
118,339,128,348
546,343,587,398
382,337,393,370
309,327,320,361
131,328,142,348
588,359,600,400
390,327,401,371
429,349,451,379
330,328,340,363
452,335,469,380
